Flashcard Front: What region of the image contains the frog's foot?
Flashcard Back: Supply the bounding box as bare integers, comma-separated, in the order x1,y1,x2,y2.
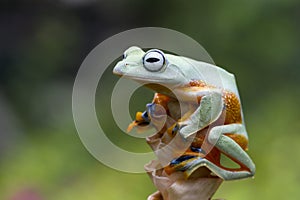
127,111,150,132
164,147,206,174
182,157,254,180
164,154,199,174
166,155,248,180
134,103,155,125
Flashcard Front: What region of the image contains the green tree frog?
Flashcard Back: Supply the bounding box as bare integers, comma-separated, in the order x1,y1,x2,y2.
113,46,255,180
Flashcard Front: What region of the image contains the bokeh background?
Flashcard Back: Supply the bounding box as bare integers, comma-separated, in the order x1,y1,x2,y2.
1,0,300,199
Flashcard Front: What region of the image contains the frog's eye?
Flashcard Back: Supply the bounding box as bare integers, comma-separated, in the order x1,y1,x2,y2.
143,50,165,72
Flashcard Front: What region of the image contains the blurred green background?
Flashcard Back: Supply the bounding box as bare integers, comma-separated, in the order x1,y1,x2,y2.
1,0,299,199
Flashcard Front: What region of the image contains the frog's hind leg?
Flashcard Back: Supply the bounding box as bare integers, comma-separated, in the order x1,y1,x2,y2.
205,123,255,180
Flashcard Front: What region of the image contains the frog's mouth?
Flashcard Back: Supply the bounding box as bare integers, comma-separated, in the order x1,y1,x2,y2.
119,75,174,84
113,69,179,84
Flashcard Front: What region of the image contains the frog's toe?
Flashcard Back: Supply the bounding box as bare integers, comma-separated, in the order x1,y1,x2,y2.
170,122,188,136
141,111,150,123
146,103,156,113
165,155,198,173
190,146,206,155
171,123,179,135
170,155,197,166
178,124,199,139
166,155,206,176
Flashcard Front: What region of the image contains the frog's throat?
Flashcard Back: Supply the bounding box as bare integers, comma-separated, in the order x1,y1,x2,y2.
144,83,176,98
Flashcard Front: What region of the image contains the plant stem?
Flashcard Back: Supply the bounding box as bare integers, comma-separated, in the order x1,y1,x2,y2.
148,177,223,200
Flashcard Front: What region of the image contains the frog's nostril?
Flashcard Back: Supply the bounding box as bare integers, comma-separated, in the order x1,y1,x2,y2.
124,62,138,67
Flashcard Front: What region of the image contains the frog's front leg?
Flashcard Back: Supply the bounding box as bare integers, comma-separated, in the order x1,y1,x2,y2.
176,90,223,138
184,124,255,180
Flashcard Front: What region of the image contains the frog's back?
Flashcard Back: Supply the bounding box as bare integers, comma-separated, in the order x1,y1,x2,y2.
166,54,246,126
181,57,238,93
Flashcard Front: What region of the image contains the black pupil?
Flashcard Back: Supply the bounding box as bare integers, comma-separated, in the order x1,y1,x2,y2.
146,57,160,63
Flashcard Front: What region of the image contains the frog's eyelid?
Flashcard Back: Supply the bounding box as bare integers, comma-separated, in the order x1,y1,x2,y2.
146,49,169,66
144,49,165,59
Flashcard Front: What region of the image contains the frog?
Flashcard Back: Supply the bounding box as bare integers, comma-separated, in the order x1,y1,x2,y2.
113,46,255,180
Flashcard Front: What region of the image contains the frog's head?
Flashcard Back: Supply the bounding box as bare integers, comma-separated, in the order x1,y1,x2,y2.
113,46,193,93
